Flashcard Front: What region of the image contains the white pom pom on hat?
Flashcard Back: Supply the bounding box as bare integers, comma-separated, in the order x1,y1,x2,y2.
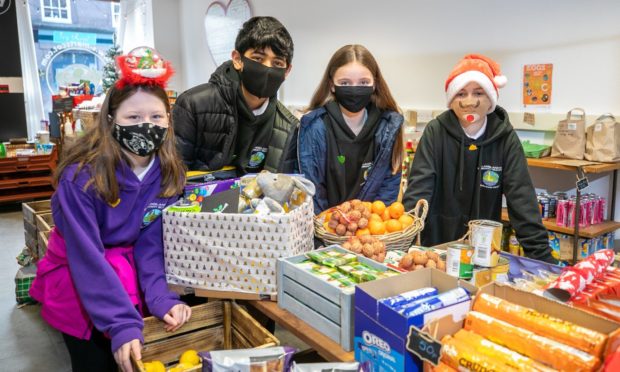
445,54,507,113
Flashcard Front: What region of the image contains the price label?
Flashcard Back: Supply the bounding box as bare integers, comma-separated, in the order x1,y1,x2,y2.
406,325,441,366
576,177,589,191
523,112,536,126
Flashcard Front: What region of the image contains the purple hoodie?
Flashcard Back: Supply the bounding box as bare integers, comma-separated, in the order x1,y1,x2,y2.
51,156,182,352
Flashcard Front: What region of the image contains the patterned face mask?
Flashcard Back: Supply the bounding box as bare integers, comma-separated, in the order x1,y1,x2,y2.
113,122,167,157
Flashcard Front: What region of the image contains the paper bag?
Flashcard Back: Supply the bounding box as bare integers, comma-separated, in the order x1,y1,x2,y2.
585,114,620,163
551,108,586,159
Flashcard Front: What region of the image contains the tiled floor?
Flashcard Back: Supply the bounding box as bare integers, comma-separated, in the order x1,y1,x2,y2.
0,204,313,371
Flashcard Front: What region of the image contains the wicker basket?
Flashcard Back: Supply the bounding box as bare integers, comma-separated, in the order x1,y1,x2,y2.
314,199,428,251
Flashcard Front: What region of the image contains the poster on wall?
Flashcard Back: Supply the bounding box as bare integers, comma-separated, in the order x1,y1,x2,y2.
523,63,553,107
204,0,252,66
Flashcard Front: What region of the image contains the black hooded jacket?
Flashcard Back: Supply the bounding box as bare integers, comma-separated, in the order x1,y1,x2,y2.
173,61,299,173
403,106,555,263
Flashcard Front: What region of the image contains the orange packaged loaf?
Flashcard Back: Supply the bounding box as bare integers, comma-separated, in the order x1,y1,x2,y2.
464,311,600,371
451,329,554,372
440,334,511,372
432,362,456,372
473,292,607,357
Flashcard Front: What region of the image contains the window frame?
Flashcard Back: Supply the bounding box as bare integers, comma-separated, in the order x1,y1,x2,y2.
111,2,121,29
40,0,72,24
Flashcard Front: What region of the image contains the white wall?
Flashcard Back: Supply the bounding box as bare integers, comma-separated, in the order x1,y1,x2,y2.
152,0,184,91
160,0,620,242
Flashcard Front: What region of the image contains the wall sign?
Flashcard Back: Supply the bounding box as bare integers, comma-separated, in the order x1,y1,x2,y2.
0,0,11,16
204,0,252,66
523,63,553,107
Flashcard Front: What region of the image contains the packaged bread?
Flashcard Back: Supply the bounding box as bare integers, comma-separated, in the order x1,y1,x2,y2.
441,334,517,371
432,362,457,371
464,311,600,371
473,292,607,357
451,329,554,371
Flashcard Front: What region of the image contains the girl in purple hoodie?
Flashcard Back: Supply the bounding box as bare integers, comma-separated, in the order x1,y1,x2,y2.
30,47,190,372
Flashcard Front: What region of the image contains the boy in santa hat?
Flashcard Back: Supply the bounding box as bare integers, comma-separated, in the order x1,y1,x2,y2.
403,54,556,264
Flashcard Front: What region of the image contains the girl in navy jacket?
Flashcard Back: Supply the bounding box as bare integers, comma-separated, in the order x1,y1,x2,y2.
298,45,404,214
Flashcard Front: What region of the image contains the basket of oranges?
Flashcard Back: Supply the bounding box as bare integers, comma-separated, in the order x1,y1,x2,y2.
314,199,428,251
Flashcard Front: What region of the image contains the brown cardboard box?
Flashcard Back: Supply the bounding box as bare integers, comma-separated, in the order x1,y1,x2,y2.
410,282,620,369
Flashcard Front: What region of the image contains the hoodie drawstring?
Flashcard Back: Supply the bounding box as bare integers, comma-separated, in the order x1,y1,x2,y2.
473,148,484,218
458,136,465,192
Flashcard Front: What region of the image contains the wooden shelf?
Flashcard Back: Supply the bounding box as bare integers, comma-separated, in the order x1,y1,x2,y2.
0,187,54,203
501,208,620,239
525,157,620,174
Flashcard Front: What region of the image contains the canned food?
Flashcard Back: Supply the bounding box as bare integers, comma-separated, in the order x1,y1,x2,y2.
549,195,557,219
470,220,503,267
538,195,550,220
556,199,569,227
491,257,510,283
508,231,521,256
446,243,474,279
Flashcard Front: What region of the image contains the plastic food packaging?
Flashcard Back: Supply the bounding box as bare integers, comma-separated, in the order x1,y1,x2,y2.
401,287,470,317
441,334,513,371
379,287,438,309
290,362,369,371
450,329,554,371
473,293,607,357
464,311,600,371
200,346,296,372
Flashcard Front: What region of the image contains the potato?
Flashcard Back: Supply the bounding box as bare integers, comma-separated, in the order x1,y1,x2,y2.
362,209,372,219
437,260,446,271
347,222,358,232
426,251,439,262
425,260,437,269
399,254,413,269
413,252,428,266
372,241,384,253
362,243,374,257
351,241,363,254
336,224,347,236
358,217,369,229
345,231,354,236
348,210,362,222
328,219,339,229
342,241,352,250
414,264,425,271
377,252,386,263
340,202,352,212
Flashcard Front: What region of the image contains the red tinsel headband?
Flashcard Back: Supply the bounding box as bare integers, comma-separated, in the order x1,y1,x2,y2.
115,46,174,89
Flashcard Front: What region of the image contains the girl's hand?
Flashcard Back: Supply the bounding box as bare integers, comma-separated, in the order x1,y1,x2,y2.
114,338,141,372
162,304,192,332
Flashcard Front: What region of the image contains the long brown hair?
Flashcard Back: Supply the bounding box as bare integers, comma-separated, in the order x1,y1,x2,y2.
307,44,403,173
54,85,186,203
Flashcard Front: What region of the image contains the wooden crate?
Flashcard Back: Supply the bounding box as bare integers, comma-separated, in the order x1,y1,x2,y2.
134,300,278,372
22,200,51,224
35,213,55,232
277,246,395,352
38,230,50,259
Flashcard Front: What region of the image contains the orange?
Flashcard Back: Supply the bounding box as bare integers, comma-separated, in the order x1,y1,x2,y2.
324,211,332,222
368,220,386,235
371,200,386,215
398,214,414,228
381,209,391,221
369,213,383,222
385,219,403,233
356,228,371,236
388,202,405,219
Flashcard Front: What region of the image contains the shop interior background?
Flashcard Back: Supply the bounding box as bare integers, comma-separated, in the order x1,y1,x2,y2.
10,0,620,246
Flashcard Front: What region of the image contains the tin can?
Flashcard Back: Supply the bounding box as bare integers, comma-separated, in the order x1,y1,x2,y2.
508,231,520,256
446,243,474,279
597,196,606,223
538,195,550,220
548,195,557,218
554,192,568,200
470,220,503,267
491,257,510,283
556,199,569,227
579,197,589,228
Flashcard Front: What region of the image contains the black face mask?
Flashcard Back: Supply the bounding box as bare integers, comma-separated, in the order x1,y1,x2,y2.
240,56,286,98
333,85,374,113
113,122,167,157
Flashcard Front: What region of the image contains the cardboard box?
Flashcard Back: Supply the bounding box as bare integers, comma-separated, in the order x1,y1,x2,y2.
354,269,477,372
408,282,620,368
163,197,314,299
278,245,395,351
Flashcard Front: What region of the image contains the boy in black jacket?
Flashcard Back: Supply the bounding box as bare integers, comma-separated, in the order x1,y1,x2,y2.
173,16,298,175
404,54,556,264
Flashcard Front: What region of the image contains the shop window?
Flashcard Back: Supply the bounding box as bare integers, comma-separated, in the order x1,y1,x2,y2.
41,0,72,24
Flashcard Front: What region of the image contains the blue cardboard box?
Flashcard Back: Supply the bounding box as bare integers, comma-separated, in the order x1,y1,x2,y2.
354,268,477,372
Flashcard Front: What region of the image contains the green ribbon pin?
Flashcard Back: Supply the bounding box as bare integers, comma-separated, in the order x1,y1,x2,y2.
337,155,346,164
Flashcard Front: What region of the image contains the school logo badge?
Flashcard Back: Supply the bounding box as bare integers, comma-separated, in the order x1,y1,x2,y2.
482,170,499,186
248,146,268,168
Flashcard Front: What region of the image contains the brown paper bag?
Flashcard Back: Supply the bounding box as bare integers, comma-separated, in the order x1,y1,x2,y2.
551,108,587,159
585,114,620,163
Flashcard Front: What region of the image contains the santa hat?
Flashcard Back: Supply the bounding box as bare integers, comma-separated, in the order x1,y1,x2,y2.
445,54,507,113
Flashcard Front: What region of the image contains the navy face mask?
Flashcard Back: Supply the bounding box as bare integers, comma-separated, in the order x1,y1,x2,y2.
113,122,167,157
333,85,374,113
240,56,286,98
